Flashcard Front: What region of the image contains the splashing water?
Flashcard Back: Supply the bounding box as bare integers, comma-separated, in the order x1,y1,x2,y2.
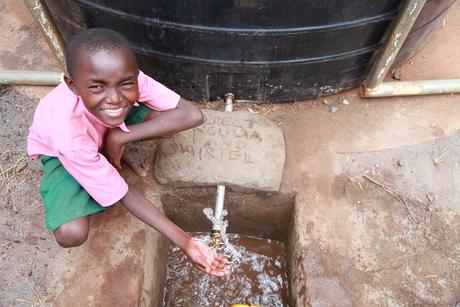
163,233,289,307
203,207,242,262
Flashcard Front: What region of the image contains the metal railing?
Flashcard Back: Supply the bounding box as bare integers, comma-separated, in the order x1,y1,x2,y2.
0,0,64,86
361,0,460,98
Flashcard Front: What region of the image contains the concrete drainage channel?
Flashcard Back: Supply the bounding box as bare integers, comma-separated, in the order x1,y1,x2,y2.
137,95,295,306
141,187,296,306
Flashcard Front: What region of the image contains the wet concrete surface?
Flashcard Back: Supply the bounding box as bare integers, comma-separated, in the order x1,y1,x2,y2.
1,0,460,306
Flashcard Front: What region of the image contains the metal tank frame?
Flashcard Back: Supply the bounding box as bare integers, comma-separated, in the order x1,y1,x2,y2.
0,0,64,85
361,0,460,97
1,0,459,99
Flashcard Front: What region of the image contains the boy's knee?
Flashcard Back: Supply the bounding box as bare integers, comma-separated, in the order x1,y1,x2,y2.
53,218,89,248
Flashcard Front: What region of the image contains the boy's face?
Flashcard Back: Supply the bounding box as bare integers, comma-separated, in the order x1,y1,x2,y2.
64,48,139,127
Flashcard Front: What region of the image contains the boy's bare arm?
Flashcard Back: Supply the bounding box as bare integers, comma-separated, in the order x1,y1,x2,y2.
125,98,203,141
104,98,203,169
120,188,229,276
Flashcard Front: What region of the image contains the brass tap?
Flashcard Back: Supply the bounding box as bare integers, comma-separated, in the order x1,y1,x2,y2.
211,230,223,250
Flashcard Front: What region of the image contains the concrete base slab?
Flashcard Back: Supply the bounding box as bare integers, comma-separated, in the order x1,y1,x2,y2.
288,132,460,306
48,171,168,307
52,206,147,306
276,45,460,306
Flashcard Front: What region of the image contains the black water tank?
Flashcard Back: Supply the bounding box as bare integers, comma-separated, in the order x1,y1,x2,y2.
43,0,456,103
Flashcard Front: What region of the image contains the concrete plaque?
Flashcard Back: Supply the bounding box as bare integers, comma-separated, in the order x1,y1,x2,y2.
154,109,285,191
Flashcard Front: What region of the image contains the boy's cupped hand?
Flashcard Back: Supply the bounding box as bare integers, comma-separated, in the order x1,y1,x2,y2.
184,238,231,277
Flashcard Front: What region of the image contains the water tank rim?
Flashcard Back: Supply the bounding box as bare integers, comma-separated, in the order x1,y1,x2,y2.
53,2,451,40
75,0,396,34
132,44,378,66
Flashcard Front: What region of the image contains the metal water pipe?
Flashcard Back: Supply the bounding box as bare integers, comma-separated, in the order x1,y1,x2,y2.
0,70,63,85
363,79,460,97
0,1,65,86
364,0,426,90
362,0,460,97
23,0,66,70
211,93,235,250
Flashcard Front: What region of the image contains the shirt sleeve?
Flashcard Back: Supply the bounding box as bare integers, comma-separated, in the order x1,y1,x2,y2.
137,70,180,111
57,145,128,207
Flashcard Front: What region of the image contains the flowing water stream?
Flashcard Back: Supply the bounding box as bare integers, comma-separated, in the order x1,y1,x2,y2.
162,232,289,306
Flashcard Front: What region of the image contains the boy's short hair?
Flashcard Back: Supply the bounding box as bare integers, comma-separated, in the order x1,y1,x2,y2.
65,28,137,77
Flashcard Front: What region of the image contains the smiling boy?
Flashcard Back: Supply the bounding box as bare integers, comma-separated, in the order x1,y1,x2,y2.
27,28,229,276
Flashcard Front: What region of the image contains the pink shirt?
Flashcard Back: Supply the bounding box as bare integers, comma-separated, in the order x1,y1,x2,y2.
27,70,180,207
